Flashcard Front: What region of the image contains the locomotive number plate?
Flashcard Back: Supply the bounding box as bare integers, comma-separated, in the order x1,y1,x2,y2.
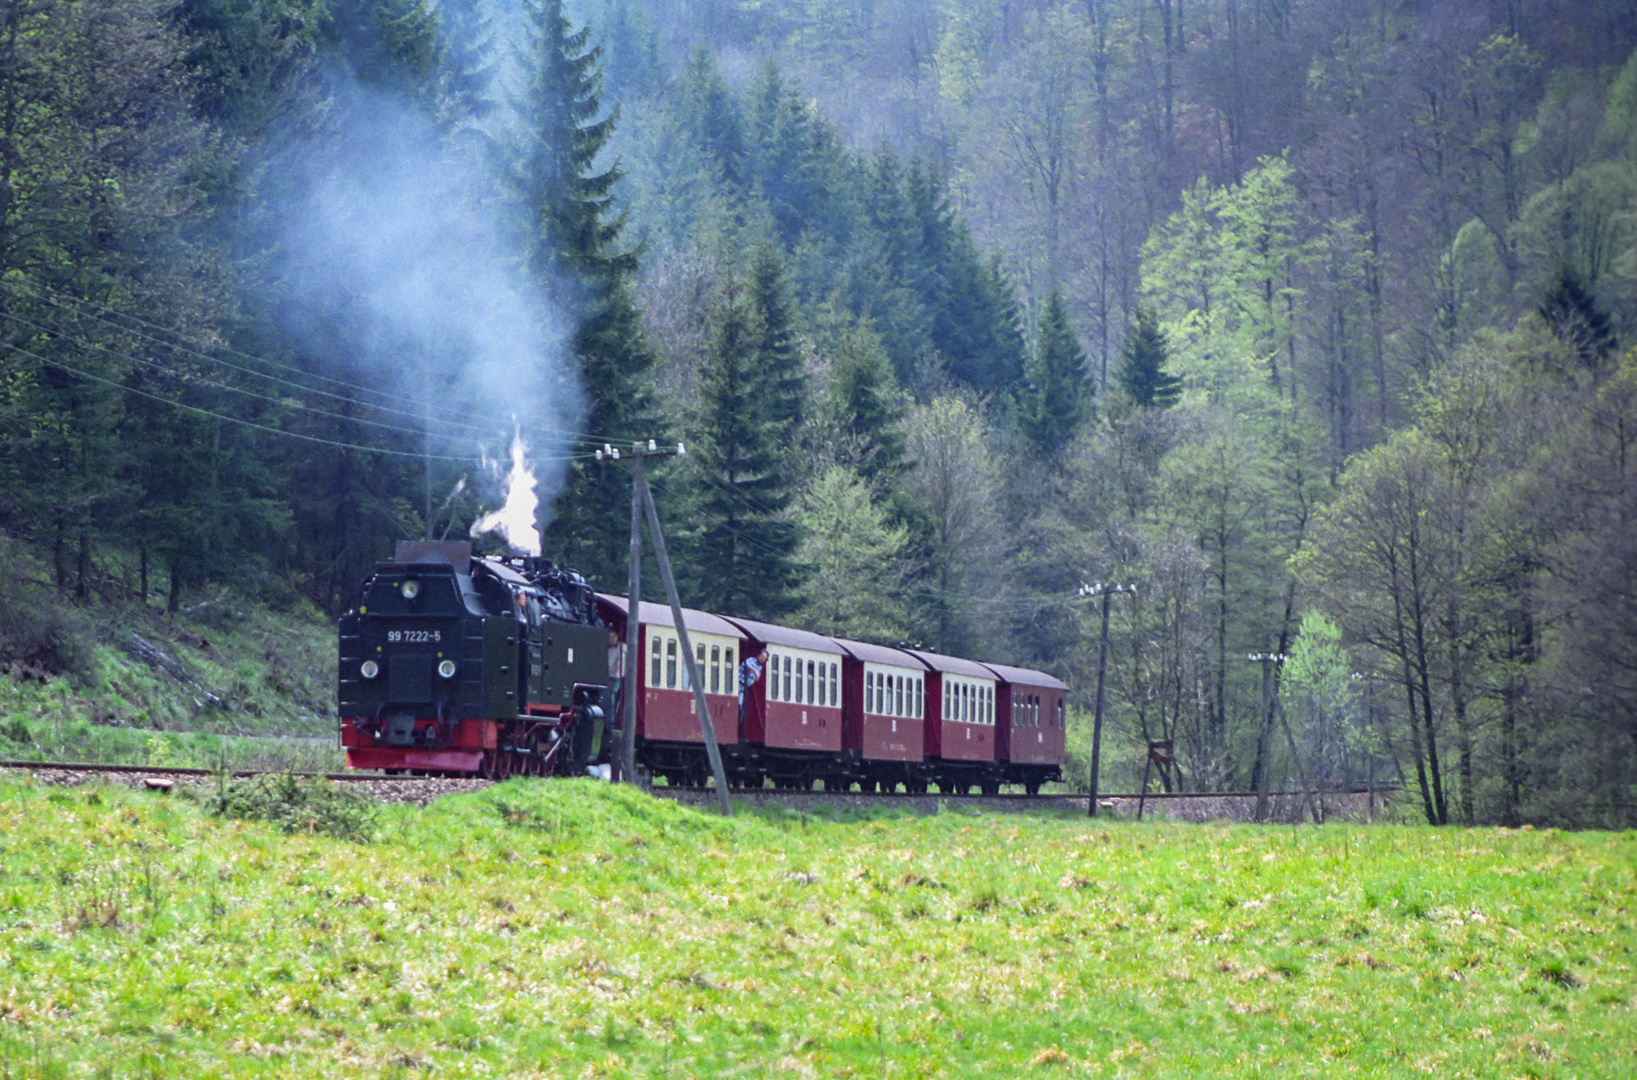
387,630,442,643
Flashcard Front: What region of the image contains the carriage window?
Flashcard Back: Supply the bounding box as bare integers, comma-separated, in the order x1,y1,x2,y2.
806,660,815,705
795,658,805,704
865,671,873,713
710,646,720,694
725,647,735,686
782,655,792,702
831,664,839,707
650,636,662,686
666,639,678,689
915,678,922,718
1058,699,1065,728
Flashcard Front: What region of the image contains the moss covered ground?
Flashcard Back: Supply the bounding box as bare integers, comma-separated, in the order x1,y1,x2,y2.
0,779,1632,1078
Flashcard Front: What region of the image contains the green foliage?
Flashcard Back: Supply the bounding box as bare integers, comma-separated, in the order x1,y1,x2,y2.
206,772,378,842
0,578,97,689
794,465,913,641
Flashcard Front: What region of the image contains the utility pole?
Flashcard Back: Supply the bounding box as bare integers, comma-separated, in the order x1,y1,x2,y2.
596,440,733,817
1248,652,1286,823
1080,581,1136,818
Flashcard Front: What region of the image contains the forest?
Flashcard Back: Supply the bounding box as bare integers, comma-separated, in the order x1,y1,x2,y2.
0,0,1633,827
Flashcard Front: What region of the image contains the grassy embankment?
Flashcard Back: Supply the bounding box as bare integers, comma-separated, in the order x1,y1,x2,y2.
0,537,341,772
1,778,1632,1078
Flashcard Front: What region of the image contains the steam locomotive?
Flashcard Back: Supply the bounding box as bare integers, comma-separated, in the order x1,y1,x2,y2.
338,541,610,778
338,541,1067,792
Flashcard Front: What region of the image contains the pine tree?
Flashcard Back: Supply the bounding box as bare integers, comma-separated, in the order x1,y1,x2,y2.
1118,307,1183,408
824,315,911,489
685,282,804,619
748,243,805,431
511,0,657,586
509,0,633,307
1539,265,1616,369
433,0,497,133
329,0,439,101
1020,290,1092,456
676,48,747,192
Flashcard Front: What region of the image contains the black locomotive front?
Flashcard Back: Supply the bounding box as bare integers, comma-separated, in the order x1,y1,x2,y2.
339,541,608,777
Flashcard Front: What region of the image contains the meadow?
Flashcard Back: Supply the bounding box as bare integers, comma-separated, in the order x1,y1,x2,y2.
0,778,1631,1078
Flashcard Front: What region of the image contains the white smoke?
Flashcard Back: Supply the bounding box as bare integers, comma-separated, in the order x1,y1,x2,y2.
471,429,542,555
260,81,583,536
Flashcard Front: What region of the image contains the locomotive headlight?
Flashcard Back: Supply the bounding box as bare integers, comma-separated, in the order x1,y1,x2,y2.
437,659,457,679
360,660,380,679
400,579,421,600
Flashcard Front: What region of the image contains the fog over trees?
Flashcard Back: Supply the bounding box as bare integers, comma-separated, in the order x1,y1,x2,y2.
1,0,1634,825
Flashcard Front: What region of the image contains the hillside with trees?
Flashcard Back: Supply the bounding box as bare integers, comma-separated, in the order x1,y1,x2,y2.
1,0,1633,826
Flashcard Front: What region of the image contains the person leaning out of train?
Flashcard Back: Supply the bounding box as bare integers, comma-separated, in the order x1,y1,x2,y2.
738,648,768,708
606,630,624,732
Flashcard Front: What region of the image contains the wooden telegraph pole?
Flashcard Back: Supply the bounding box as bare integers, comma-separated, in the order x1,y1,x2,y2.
596,441,733,817
1081,581,1136,818
1248,652,1286,823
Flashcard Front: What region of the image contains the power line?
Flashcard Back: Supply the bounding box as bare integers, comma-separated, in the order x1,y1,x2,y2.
3,274,641,458
3,282,506,438
0,337,596,464
0,309,517,447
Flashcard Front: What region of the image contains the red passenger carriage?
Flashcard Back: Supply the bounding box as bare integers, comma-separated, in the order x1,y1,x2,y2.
596,595,744,786
983,663,1068,795
834,639,931,793
724,617,847,789
906,649,1003,795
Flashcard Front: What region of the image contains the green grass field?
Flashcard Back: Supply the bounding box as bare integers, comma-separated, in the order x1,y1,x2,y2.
0,779,1631,1078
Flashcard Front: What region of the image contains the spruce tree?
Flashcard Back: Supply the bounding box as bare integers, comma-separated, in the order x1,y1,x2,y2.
1117,307,1183,408
748,243,805,431
1539,265,1616,369
511,0,657,586
826,316,910,489
676,48,747,192
1020,290,1092,456
685,282,804,619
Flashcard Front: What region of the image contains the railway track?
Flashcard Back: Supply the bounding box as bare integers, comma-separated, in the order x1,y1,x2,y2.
0,759,395,783
1,759,1394,822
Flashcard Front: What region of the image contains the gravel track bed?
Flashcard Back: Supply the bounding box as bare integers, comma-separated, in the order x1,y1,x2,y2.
10,766,493,807
8,764,1394,821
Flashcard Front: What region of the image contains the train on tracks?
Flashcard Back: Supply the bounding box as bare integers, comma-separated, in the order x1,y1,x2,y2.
338,541,1065,793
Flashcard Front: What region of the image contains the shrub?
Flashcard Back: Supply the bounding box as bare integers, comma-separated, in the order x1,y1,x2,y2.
0,586,97,688
206,773,378,843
